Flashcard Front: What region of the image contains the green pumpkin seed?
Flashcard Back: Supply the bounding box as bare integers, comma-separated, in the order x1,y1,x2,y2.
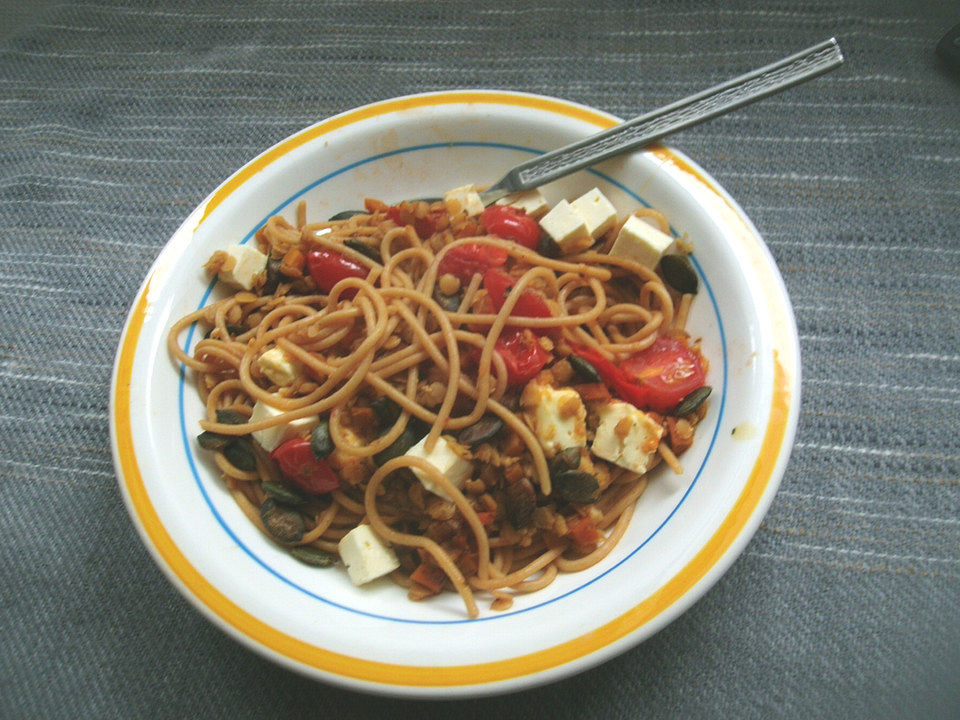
548,447,582,478
204,322,246,340
216,409,248,425
552,470,600,505
328,209,366,221
197,431,233,451
432,286,462,313
660,254,699,295
505,477,537,529
373,424,422,467
344,239,382,263
261,481,307,507
260,498,304,543
370,396,401,429
568,355,601,383
457,415,504,447
223,438,257,471
290,546,337,567
310,418,334,459
672,386,712,417
262,256,283,293
537,234,561,259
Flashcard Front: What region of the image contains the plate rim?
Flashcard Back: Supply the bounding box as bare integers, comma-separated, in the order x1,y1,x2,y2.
109,89,801,697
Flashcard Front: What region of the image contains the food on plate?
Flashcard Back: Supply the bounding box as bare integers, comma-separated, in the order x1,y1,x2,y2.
168,183,711,617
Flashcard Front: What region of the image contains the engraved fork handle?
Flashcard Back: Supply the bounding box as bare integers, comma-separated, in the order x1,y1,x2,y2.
482,38,843,203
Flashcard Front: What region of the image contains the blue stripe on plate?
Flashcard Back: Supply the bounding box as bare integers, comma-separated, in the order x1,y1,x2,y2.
177,141,727,624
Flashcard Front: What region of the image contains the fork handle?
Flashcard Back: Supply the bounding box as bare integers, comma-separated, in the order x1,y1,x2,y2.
488,38,843,196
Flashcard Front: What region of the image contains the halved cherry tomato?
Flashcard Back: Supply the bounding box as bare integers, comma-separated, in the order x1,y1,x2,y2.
306,249,367,294
620,337,705,413
270,438,341,495
480,205,540,250
437,243,508,283
491,327,550,384
482,269,553,321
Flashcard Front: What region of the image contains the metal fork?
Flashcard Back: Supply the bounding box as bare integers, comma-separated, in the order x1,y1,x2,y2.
479,37,843,206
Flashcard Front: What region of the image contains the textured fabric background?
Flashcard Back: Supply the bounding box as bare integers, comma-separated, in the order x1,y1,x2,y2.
1,1,958,718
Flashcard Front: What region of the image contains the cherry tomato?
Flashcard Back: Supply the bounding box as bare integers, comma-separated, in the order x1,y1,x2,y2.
306,249,367,294
480,205,540,250
620,337,706,412
482,269,553,322
492,327,550,384
270,438,341,495
437,243,508,283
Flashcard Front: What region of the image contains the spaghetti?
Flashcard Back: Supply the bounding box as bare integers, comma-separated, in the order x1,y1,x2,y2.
168,190,710,618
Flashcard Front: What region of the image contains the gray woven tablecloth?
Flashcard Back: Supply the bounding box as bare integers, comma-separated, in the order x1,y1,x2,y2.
2,1,958,717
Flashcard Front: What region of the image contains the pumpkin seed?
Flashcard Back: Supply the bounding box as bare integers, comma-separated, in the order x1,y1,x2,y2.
548,447,582,478
412,196,443,204
204,322,246,340
672,385,712,416
537,234,561,259
197,431,232,451
552,470,600,505
261,481,307,507
262,256,283,293
310,418,334,459
259,498,304,543
290,546,337,567
328,209,366,221
373,423,423,466
505,477,537,529
457,415,504,447
660,254,698,295
344,239,382,263
223,438,257,471
370,396,401,429
216,409,248,425
568,354,601,383
432,285,462,313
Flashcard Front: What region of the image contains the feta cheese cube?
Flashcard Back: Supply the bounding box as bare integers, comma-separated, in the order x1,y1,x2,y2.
257,347,300,387
404,435,473,500
338,525,400,585
590,400,665,475
520,380,587,456
218,244,267,290
570,188,617,240
496,188,550,218
539,199,592,254
443,184,485,217
609,215,674,268
249,399,318,452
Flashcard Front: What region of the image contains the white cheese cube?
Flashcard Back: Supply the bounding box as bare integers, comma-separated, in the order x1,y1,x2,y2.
249,399,318,452
257,347,300,387
609,215,674,268
570,187,617,240
338,525,400,585
404,435,473,500
539,199,592,254
218,244,267,290
443,184,485,217
520,380,587,456
590,400,665,475
496,188,550,218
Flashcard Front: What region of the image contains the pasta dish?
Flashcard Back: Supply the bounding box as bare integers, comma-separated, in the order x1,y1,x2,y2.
168,184,710,617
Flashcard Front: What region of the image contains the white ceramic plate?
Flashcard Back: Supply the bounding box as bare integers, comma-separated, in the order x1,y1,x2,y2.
110,91,800,697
